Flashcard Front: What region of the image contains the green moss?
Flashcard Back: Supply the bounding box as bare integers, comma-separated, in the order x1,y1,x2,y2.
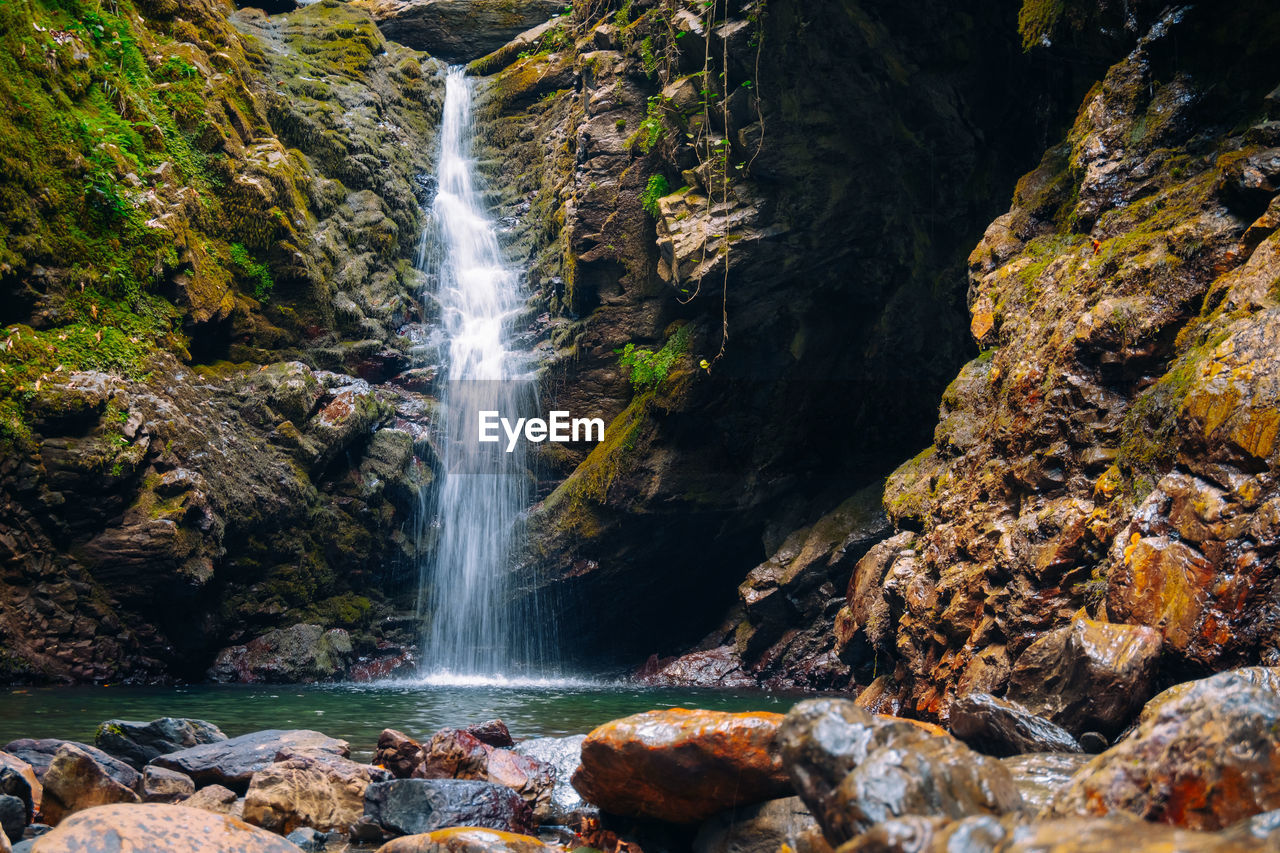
616,324,690,389
230,242,274,302
640,173,669,217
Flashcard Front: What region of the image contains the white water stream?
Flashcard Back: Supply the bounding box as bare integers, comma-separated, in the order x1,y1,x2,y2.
415,69,544,678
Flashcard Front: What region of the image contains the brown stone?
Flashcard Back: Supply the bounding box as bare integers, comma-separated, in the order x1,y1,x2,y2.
41,743,140,825
485,749,554,817
376,729,425,779
141,765,194,803
465,720,514,748
0,751,41,818
1048,678,1280,829
30,803,304,852
243,753,390,834
151,729,349,791
183,784,240,815
376,827,552,853
1107,536,1215,652
414,729,491,781
1139,667,1280,725
1006,617,1161,737
571,709,792,823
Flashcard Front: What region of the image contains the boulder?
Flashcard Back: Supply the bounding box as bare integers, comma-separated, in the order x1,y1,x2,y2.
40,744,141,825
1000,753,1090,812
484,750,554,818
1006,618,1162,737
243,753,391,835
949,693,1083,756
141,765,194,803
1049,679,1280,829
375,827,553,853
776,699,1022,846
376,729,424,779
414,729,490,780
0,795,23,844
207,625,354,684
365,0,565,64
465,721,514,749
693,796,820,853
512,735,596,826
571,709,792,824
28,803,305,852
364,779,533,837
2,740,138,791
182,784,240,816
1138,667,1280,725
284,827,328,852
0,753,39,821
150,729,349,791
95,717,227,769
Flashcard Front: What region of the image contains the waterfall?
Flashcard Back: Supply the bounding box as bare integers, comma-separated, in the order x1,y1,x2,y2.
414,69,542,678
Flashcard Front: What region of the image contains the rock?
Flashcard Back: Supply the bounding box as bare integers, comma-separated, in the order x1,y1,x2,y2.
0,795,23,844
207,625,355,684
465,721,514,749
1138,667,1280,725
285,827,327,852
0,753,39,821
141,765,194,803
376,729,424,779
95,717,227,769
1000,754,1090,813
365,0,565,63
570,709,792,823
364,779,533,837
512,735,596,826
776,699,1022,846
1077,732,1108,754
28,803,305,852
375,827,552,853
1006,618,1162,737
414,729,490,780
151,729,349,791
243,753,391,835
40,744,141,825
2,740,138,790
693,796,820,853
1049,679,1280,829
949,693,1083,756
182,784,240,815
484,750,553,818
636,647,759,689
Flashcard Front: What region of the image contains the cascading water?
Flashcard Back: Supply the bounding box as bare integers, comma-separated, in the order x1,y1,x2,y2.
414,69,545,678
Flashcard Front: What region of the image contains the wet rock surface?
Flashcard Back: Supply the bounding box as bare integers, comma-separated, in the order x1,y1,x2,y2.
2,740,137,790
375,827,553,853
94,718,226,770
140,766,195,804
243,753,390,835
376,729,425,780
29,803,305,853
40,744,141,826
511,735,595,826
151,730,349,792
364,778,534,838
207,625,355,684
693,796,820,853
950,693,1083,757
366,0,564,63
570,709,791,823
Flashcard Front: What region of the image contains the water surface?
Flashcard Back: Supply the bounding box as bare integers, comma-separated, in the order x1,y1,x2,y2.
0,679,801,761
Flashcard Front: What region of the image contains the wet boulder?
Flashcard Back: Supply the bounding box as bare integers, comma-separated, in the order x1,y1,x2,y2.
1006,618,1161,737
207,625,355,684
570,709,792,824
465,721,514,749
1049,677,1280,829
0,795,23,844
776,699,1022,846
413,729,490,780
182,784,241,816
484,750,554,819
376,729,424,779
28,803,305,852
141,765,194,803
2,739,138,791
949,693,1083,756
512,735,596,826
0,753,40,822
1138,667,1280,725
95,717,227,769
243,753,391,835
375,827,553,853
40,744,141,825
151,729,349,791
363,779,533,838
999,753,1090,813
693,796,820,853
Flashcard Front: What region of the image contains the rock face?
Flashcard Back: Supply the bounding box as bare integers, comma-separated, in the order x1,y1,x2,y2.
776,699,1022,846
40,744,141,825
207,625,355,684
243,754,391,835
366,0,564,63
511,735,595,826
151,730,349,791
1049,674,1280,829
29,803,305,853
950,693,1083,756
376,827,553,853
570,709,792,823
364,779,533,838
95,718,227,769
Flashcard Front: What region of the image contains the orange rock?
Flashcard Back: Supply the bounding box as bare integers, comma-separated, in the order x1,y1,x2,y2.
570,709,792,823
30,803,301,852
41,744,140,825
376,827,552,853
0,750,41,816
877,715,950,738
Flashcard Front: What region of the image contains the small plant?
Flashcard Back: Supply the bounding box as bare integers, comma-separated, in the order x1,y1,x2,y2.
631,96,667,154
229,242,274,302
615,325,692,390
640,174,670,217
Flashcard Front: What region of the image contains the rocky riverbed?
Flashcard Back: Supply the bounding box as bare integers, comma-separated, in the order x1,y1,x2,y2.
0,665,1278,852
